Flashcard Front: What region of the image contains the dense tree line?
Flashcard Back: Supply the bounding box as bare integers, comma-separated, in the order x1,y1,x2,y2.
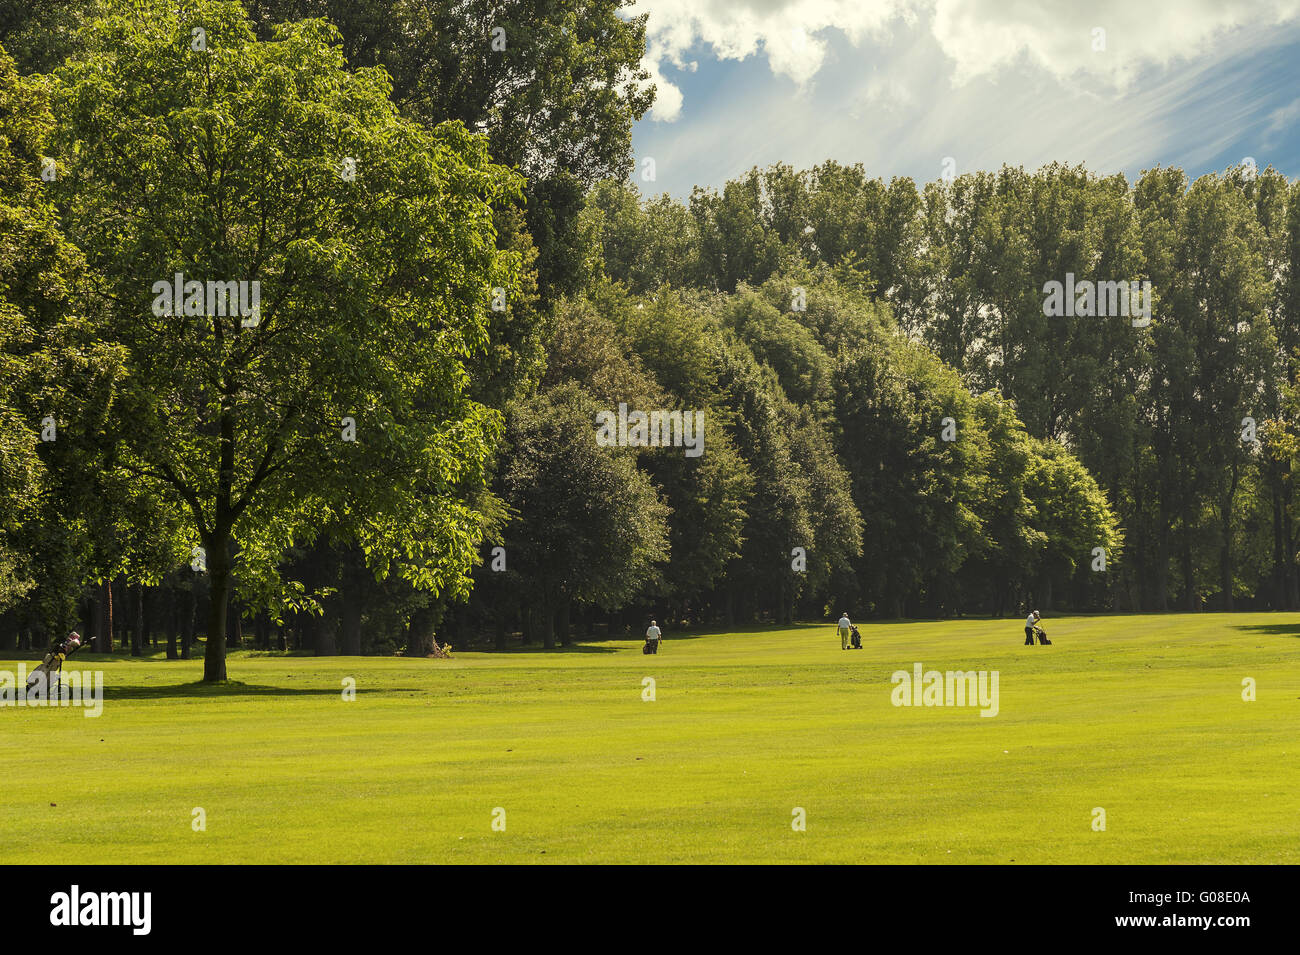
585,161,1299,614
0,1,1290,678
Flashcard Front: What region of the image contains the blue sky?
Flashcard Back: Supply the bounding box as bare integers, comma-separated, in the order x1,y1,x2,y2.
626,0,1300,199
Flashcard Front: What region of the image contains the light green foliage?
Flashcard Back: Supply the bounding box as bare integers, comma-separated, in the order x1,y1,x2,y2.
47,1,522,675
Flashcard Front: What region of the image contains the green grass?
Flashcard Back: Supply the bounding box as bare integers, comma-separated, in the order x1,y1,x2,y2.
2,612,1298,864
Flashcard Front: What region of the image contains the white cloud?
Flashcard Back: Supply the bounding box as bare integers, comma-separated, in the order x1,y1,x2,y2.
629,0,1300,202
643,56,685,121
1266,96,1300,132
630,0,1300,120
630,0,905,95
932,0,1300,88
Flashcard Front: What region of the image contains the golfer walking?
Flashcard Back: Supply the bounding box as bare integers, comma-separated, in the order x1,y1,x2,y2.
645,619,662,654
837,611,852,650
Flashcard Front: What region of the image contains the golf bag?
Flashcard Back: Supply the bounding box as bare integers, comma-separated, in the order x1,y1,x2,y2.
643,639,658,655
1034,626,1051,646
849,625,862,649
25,631,88,694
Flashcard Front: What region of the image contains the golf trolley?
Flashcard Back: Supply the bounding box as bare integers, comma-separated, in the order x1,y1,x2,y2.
1025,625,1051,646
25,631,90,696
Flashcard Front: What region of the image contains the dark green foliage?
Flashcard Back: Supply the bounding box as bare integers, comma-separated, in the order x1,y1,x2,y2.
8,3,1299,664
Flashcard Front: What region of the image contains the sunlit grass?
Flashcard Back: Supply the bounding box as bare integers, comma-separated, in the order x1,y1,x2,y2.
3,612,1297,863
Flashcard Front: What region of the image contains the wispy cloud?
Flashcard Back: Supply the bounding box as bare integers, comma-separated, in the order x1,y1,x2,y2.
629,0,1300,197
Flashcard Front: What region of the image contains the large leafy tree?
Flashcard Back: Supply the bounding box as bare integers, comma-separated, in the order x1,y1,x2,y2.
0,0,103,74
1135,169,1274,608
242,0,653,298
500,382,670,648
1023,434,1122,609
49,0,523,679
593,285,756,618
0,43,53,613
578,179,702,294
244,0,650,182
0,42,124,632
689,171,786,293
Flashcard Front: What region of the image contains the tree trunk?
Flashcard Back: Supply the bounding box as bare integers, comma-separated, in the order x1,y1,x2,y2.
131,583,144,657
1220,457,1239,609
407,605,434,656
494,615,507,651
441,604,459,649
556,597,571,647
97,578,115,653
81,599,94,648
166,589,180,660
1284,495,1299,609
1154,521,1170,612
226,594,243,649
1219,540,1234,610
204,535,231,681
314,608,338,656
541,592,556,650
114,575,127,648
341,600,362,655
180,583,195,661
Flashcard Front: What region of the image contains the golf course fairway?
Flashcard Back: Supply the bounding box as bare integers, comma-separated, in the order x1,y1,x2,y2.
3,612,1297,864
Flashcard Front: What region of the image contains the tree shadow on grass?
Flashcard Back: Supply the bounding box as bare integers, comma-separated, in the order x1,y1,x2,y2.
608,623,828,642
470,643,617,654
101,680,349,701
1231,623,1300,638
0,650,269,666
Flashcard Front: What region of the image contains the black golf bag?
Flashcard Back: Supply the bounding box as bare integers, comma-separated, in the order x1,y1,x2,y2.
642,639,658,655
1035,626,1051,645
849,625,862,649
